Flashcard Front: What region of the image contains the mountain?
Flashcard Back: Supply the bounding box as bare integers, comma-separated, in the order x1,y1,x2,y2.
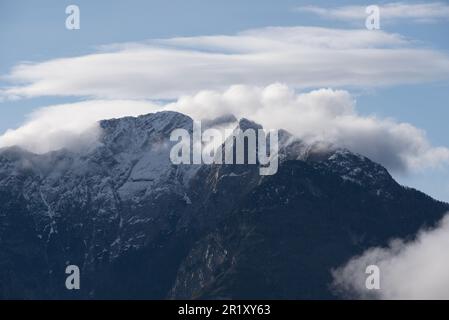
0,111,447,299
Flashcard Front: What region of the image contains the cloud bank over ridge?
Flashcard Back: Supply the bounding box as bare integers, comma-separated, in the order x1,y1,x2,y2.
1,84,448,174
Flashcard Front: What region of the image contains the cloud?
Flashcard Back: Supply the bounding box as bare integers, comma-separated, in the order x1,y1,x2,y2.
1,84,448,173
0,100,160,154
332,213,449,299
1,26,449,100
167,84,449,172
296,2,449,24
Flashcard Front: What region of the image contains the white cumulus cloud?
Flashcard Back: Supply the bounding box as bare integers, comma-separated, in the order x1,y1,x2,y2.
1,84,448,174
167,84,449,172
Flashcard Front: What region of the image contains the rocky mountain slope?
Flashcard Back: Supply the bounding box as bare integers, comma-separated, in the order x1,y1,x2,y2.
0,111,447,299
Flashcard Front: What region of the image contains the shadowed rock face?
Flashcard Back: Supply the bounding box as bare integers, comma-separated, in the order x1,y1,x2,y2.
0,111,447,299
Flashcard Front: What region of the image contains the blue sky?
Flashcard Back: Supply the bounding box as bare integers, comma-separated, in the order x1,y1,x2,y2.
1,0,449,201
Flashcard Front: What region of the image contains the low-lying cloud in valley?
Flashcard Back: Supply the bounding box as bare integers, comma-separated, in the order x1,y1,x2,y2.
333,213,449,299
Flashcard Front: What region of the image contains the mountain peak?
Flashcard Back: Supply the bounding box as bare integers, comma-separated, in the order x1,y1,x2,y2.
100,110,193,132
237,118,263,131
1,110,447,299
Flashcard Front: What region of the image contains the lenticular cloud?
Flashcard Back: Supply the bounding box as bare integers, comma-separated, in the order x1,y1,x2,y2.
2,26,449,101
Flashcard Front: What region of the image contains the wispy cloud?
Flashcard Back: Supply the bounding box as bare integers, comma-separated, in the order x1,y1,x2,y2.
295,2,449,24
1,26,449,101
